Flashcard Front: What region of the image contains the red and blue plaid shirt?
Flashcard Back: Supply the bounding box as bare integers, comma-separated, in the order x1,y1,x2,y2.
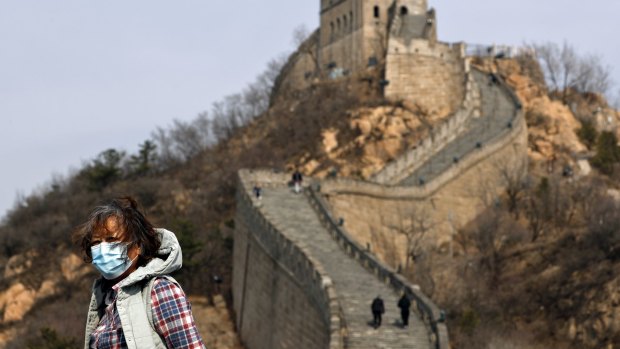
89,277,206,348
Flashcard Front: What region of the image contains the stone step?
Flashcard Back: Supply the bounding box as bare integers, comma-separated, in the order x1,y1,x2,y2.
259,187,433,349
400,69,516,185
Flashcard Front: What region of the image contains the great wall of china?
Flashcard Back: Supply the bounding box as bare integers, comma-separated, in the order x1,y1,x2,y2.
233,1,528,348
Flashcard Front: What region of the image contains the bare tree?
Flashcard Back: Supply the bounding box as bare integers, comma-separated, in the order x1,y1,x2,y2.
585,193,620,259
574,54,613,96
468,168,501,210
372,25,390,66
390,206,434,270
523,193,550,243
470,207,509,284
531,41,613,103
369,221,401,269
291,24,310,48
152,112,213,166
495,156,528,218
211,55,288,143
412,251,436,297
522,176,579,242
292,25,320,73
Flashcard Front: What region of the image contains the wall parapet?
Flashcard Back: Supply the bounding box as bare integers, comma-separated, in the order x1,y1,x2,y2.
373,66,480,184
370,65,527,188
321,70,526,199
318,112,525,199
305,185,449,349
237,170,347,349
465,43,534,58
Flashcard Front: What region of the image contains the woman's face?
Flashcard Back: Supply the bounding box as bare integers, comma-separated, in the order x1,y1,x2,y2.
91,216,140,281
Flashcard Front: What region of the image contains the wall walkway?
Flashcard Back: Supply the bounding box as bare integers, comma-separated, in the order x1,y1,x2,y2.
235,170,446,349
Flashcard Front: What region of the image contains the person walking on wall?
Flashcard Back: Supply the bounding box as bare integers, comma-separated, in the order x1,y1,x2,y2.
371,295,385,328
398,293,412,328
253,183,262,200
75,196,206,349
292,169,303,194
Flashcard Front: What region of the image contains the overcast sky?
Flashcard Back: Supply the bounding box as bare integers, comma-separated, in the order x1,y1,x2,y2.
1,0,618,219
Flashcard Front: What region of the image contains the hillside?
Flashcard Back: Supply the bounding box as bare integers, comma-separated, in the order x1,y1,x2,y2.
0,50,619,348
422,57,620,348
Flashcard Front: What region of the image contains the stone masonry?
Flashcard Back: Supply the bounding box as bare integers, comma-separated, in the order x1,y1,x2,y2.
233,182,335,349
274,0,466,112
234,170,446,348
235,3,529,348
321,69,528,264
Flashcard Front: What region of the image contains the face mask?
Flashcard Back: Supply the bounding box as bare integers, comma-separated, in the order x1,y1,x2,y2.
91,242,137,280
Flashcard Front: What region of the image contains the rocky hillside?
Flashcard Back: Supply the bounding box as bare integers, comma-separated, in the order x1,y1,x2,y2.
0,50,618,349
0,62,446,347
418,56,620,348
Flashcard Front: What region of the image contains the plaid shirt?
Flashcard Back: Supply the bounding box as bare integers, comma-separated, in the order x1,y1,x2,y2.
89,278,205,348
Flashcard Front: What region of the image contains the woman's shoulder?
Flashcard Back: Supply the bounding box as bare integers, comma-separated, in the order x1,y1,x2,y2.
150,276,186,299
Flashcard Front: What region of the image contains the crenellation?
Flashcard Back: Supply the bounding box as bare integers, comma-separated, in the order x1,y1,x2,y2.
278,0,457,101
234,2,531,347
234,170,347,349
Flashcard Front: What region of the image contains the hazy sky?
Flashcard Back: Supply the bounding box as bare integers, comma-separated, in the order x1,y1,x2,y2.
1,0,618,219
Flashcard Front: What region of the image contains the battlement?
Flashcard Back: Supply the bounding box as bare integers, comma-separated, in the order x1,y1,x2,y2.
274,0,462,113
317,0,436,73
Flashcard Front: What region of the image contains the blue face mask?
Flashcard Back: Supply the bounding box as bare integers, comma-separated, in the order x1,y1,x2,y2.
91,242,137,280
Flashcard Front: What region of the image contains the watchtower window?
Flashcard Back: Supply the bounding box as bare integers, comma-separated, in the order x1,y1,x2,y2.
374,6,380,18
400,6,408,15
350,11,353,28
337,18,341,31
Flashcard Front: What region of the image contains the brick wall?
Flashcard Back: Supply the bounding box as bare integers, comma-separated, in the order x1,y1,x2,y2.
318,106,528,265
373,67,479,184
233,171,345,349
385,40,465,115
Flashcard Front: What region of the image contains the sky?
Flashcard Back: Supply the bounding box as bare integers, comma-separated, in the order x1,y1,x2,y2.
1,0,618,219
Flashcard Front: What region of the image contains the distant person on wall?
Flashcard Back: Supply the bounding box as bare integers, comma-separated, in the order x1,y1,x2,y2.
253,183,262,200
292,169,303,194
397,293,411,328
371,295,385,328
75,197,206,349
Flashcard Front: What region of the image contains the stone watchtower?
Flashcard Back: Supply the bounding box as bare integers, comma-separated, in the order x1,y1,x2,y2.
318,0,435,73
277,0,465,116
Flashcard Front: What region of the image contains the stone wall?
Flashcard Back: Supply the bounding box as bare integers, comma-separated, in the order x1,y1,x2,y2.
233,171,346,349
318,0,392,73
305,186,450,349
319,28,367,73
373,66,479,184
276,0,462,108
317,82,527,263
385,40,466,115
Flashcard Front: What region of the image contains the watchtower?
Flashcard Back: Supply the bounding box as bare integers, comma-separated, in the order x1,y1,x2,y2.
318,0,433,74
275,0,463,116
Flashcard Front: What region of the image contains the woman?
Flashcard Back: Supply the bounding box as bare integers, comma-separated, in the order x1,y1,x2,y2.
75,197,206,349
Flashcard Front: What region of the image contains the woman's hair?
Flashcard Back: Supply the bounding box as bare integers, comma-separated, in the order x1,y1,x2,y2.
75,196,161,263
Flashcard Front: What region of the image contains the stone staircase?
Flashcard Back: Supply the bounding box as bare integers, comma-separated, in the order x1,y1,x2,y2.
237,67,522,349
400,69,517,186
259,186,434,349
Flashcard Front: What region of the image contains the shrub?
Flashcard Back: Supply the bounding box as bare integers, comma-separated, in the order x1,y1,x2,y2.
26,328,79,349
458,308,480,336
590,131,620,175
576,120,598,149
